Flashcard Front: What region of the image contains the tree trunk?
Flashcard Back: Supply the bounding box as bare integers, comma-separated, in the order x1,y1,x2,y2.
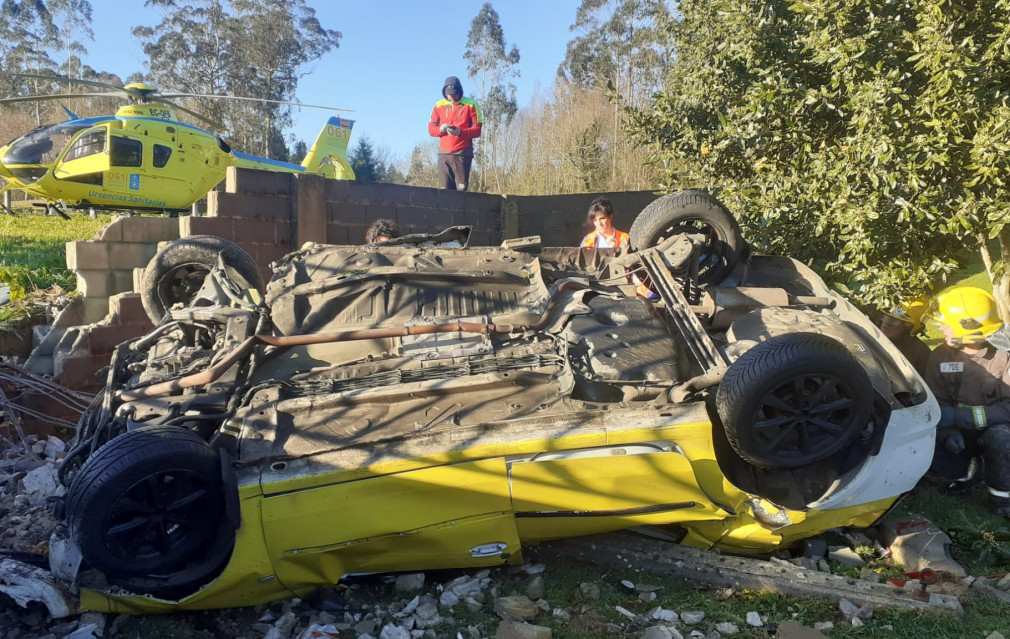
996,230,1010,323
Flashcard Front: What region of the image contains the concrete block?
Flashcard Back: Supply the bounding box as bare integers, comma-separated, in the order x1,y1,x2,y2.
66,241,110,270
409,187,438,208
275,221,294,251
365,204,397,224
425,209,454,229
346,224,366,245
181,215,233,239
436,188,466,210
107,242,151,269
109,293,154,327
326,223,350,245
239,218,277,245
346,180,382,203
120,217,180,244
330,202,368,225
295,174,327,248
210,192,292,220
94,217,124,242
51,297,84,328
226,167,294,196
89,324,149,353
111,269,136,295
379,183,412,206
396,207,429,227
322,178,349,201
58,352,110,391
132,267,145,293
75,270,112,297
465,192,502,214
82,297,111,325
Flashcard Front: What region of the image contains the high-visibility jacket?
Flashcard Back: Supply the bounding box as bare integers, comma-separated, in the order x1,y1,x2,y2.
580,229,629,249
428,98,482,155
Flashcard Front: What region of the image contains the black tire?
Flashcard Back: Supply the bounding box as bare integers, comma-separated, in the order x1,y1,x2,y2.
141,235,262,324
65,424,233,579
716,333,873,470
629,191,746,285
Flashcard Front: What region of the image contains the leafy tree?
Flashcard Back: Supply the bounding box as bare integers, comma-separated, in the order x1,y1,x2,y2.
348,137,402,183
49,0,93,79
1,0,58,125
559,0,672,106
628,0,1010,315
133,0,341,161
464,2,520,192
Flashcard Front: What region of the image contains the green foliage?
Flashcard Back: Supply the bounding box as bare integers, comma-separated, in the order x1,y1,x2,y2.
348,136,403,184
0,210,112,297
948,511,1010,566
560,0,672,105
628,0,1010,309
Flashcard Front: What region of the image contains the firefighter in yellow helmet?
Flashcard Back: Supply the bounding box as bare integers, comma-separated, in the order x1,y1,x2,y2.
879,296,930,375
923,287,1010,516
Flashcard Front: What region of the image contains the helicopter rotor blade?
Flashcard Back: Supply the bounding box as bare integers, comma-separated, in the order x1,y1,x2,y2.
158,93,354,112
4,73,136,98
152,98,226,131
0,92,120,105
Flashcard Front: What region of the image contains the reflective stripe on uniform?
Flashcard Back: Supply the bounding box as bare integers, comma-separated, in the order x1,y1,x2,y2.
988,486,1010,498
973,405,987,429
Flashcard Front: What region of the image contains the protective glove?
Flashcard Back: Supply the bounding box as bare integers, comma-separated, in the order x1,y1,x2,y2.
447,125,461,136
943,430,966,454
439,123,449,135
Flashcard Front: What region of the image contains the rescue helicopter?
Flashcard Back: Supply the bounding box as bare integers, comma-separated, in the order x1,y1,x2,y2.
0,74,356,217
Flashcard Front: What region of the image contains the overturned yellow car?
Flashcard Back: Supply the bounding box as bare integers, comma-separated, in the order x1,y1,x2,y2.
48,191,937,613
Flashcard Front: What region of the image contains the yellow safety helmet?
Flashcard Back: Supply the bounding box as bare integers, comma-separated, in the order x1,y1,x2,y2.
883,296,929,335
929,287,1003,345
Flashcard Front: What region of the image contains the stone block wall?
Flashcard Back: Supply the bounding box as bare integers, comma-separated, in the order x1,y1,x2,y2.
66,216,179,325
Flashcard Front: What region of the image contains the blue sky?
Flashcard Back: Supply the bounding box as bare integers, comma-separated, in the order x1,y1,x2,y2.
85,0,583,163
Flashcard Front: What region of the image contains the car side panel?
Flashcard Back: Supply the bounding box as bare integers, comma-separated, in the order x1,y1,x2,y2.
260,458,520,589
510,450,729,541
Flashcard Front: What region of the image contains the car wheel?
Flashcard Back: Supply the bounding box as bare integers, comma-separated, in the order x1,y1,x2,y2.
629,191,746,285
65,424,234,579
716,333,873,470
141,235,262,324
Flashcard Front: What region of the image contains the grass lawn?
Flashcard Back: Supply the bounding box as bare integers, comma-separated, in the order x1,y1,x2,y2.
0,208,113,333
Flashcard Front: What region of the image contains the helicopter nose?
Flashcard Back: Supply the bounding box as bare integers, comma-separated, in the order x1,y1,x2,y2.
0,150,13,180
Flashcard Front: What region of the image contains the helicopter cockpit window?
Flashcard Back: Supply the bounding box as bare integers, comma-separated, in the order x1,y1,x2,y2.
110,137,143,168
153,144,172,168
3,121,90,166
63,129,107,162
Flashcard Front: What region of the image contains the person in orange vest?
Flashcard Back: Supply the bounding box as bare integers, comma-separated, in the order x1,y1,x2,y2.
580,198,657,299
427,76,482,191
580,198,629,248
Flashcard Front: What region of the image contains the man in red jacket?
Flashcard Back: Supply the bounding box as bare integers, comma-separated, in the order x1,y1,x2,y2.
428,76,482,191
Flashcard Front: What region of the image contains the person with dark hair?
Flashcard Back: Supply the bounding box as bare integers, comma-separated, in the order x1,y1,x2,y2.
580,198,629,249
366,218,399,244
427,75,482,191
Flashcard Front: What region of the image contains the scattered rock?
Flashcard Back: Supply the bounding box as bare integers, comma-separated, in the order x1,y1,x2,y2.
827,546,866,567
648,607,678,622
526,575,544,601
493,596,538,621
493,620,551,639
745,611,762,627
395,573,425,592
640,627,676,639
714,621,738,634
680,611,705,625
578,582,599,600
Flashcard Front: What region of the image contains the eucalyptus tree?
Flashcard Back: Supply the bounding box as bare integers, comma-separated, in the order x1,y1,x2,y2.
133,0,340,160
464,2,520,192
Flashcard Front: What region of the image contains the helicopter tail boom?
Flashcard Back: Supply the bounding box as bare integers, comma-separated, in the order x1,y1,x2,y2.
301,117,355,180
